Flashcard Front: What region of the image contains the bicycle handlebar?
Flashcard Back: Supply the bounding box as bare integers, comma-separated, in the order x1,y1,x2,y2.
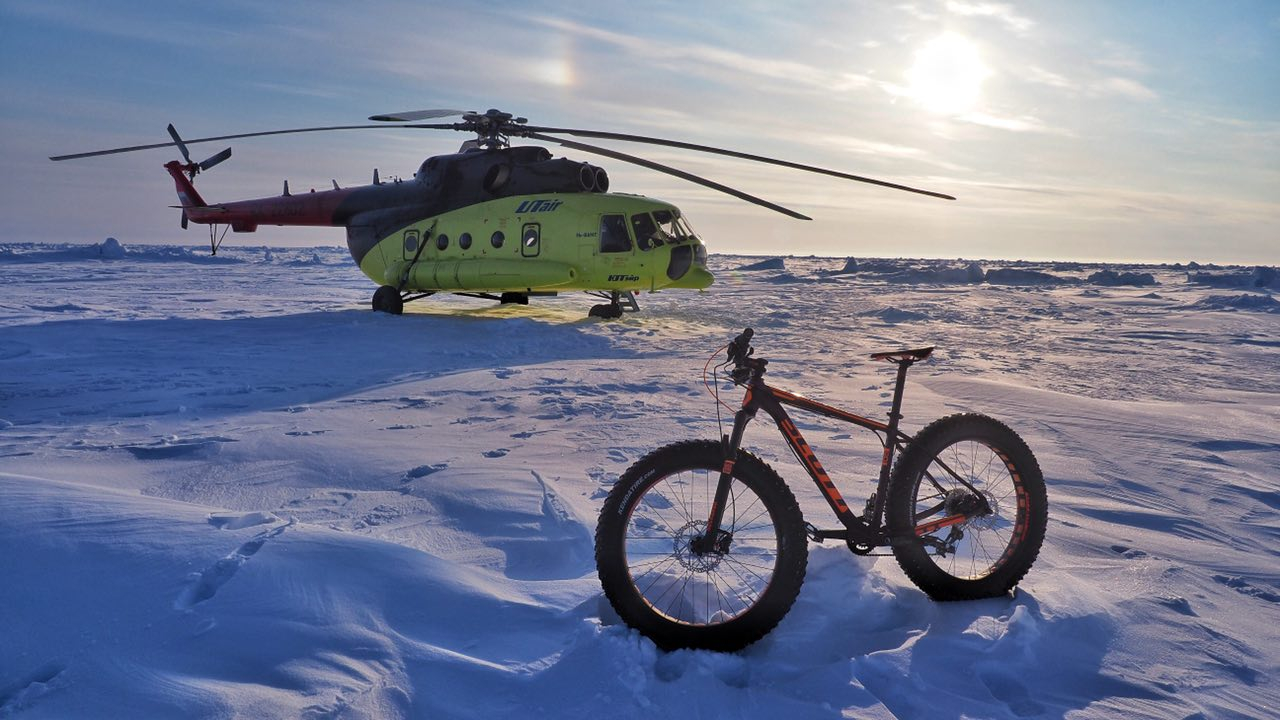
727,327,754,365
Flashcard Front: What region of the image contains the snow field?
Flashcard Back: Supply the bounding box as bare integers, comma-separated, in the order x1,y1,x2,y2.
1,244,1277,718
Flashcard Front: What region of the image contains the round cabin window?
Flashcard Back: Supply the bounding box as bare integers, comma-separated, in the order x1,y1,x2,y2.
491,231,505,249
459,232,472,250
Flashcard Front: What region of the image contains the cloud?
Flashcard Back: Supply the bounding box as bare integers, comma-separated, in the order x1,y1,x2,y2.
944,1,1034,34
824,136,971,173
960,112,1072,135
1095,77,1158,101
530,17,835,92
1094,43,1152,75
897,4,940,23
966,179,1280,227
1021,66,1076,91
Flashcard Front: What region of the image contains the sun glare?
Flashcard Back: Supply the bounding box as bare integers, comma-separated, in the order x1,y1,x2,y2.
907,34,988,115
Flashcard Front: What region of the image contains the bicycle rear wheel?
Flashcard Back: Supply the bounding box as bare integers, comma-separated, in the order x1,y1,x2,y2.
595,440,807,651
886,413,1047,600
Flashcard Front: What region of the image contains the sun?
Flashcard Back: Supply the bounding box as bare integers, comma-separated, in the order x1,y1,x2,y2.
907,33,989,115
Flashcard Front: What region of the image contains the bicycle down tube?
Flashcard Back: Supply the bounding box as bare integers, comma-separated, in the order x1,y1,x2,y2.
704,373,915,550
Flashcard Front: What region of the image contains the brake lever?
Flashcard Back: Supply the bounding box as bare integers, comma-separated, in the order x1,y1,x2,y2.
726,327,754,364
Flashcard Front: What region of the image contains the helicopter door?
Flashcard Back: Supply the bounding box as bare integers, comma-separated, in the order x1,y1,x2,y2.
521,223,541,258
402,229,420,260
598,214,632,253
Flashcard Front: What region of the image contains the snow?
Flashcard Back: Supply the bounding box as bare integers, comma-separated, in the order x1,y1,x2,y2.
736,256,788,271
1,243,1277,719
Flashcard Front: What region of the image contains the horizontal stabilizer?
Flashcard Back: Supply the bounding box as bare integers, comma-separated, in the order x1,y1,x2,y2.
169,205,228,212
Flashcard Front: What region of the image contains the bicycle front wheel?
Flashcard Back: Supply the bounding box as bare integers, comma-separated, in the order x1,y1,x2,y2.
595,440,807,651
886,413,1047,600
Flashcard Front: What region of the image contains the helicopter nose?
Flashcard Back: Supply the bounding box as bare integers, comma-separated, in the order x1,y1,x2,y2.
666,245,693,281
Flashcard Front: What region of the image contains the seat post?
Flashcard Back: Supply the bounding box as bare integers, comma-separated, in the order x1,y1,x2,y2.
886,359,916,429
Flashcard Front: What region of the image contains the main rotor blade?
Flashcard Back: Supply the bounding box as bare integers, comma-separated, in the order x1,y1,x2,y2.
50,124,457,162
524,126,956,201
199,147,232,171
166,123,192,164
524,131,811,220
369,109,469,122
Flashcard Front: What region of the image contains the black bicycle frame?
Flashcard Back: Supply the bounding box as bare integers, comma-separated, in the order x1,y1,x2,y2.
704,357,921,550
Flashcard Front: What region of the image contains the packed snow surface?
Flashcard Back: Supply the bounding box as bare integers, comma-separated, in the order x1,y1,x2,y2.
1,244,1277,719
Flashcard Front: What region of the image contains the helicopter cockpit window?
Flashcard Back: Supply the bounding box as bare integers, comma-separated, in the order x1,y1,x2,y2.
653,209,692,244
630,213,662,251
599,214,631,253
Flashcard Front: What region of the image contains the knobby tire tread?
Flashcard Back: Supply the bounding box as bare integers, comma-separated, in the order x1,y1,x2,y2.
595,440,807,652
887,413,1048,600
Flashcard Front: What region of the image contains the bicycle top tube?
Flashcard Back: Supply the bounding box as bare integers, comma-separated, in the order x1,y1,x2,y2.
764,384,892,434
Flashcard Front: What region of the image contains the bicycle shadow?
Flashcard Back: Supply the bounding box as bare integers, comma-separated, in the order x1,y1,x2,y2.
743,548,1161,719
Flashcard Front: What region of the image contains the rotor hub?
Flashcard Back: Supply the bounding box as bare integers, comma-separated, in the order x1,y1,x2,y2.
460,108,528,150
970,489,1002,529
673,521,726,572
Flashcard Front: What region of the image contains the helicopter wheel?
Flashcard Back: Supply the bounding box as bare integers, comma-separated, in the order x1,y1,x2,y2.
372,285,404,315
589,303,623,319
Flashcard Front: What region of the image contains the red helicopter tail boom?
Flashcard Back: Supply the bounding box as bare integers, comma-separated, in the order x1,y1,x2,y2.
164,160,208,210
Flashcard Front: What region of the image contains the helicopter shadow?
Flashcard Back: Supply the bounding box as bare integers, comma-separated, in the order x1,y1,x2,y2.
0,309,636,425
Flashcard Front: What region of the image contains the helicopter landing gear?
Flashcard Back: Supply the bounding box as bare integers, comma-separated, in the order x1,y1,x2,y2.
588,291,639,319
499,292,529,305
589,303,623,319
372,285,404,314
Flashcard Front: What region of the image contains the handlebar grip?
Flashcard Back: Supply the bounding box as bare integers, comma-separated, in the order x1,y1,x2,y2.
727,327,754,364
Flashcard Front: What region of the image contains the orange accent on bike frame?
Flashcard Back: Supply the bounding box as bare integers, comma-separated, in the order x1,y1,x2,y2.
994,447,1028,568
915,514,968,536
777,416,850,514
771,388,890,432
721,459,735,474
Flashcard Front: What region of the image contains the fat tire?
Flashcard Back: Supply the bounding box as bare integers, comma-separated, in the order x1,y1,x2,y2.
886,413,1047,600
595,440,807,652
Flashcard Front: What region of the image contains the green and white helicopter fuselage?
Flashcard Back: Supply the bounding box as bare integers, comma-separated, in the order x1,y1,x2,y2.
364,192,713,296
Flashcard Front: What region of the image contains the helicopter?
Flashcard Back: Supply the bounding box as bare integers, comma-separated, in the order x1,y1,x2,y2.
50,108,954,318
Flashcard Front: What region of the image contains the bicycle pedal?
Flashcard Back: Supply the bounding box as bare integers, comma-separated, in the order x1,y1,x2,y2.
804,522,824,543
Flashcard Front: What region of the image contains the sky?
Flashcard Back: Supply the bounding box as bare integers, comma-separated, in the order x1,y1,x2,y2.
1,0,1277,264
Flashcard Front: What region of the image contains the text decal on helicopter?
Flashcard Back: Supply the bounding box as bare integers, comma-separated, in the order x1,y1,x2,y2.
51,108,954,318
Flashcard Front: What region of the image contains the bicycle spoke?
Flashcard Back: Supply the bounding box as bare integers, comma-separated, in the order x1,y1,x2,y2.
909,437,1031,579
621,462,783,627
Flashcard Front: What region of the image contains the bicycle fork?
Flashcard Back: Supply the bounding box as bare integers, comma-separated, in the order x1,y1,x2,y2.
690,402,754,556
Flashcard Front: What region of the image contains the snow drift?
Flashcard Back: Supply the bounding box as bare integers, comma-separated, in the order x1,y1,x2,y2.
1,244,1277,719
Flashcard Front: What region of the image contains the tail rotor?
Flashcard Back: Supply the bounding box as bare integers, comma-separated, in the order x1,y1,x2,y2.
167,123,231,180
167,124,230,230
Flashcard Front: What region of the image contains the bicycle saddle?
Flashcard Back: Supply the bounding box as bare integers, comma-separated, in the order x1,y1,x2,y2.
869,347,934,363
